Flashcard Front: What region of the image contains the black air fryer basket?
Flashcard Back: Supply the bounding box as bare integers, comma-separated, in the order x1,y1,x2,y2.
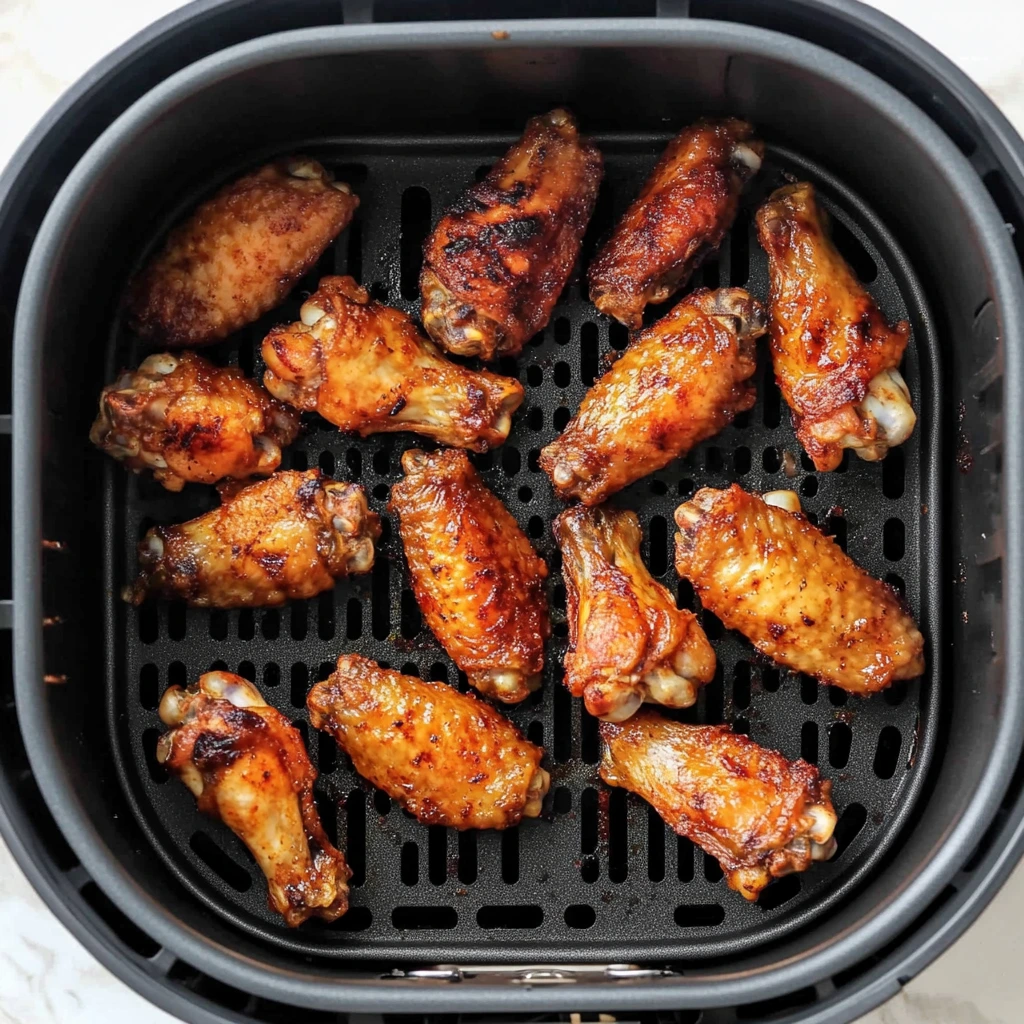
4,2,1024,1023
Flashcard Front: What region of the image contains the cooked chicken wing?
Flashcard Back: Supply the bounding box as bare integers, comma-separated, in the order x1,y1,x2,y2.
554,505,715,722
674,485,925,693
261,275,523,451
588,118,763,328
308,655,550,830
540,288,766,505
127,158,358,347
755,182,916,471
158,672,349,926
90,351,300,492
125,469,379,608
389,448,549,703
600,710,837,900
421,108,603,360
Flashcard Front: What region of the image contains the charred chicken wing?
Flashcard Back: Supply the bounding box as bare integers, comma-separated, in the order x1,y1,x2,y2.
421,108,603,360
158,672,349,926
390,448,549,703
540,288,766,505
555,505,715,722
262,275,523,451
308,655,550,830
127,158,358,347
755,182,916,471
588,118,763,328
125,469,379,608
674,485,925,693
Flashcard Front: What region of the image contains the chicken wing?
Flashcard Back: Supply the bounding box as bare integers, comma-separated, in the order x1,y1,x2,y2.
600,709,837,900
308,655,550,830
157,672,349,926
261,275,523,451
125,469,379,608
588,118,763,328
389,448,549,703
539,288,766,505
755,182,915,471
554,505,715,722
421,108,603,360
674,485,925,693
90,351,300,492
127,158,358,347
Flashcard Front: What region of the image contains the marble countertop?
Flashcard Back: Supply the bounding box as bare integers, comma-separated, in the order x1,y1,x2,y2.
2,2,1022,1022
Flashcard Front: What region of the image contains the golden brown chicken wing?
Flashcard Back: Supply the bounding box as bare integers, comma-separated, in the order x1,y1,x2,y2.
261,275,523,451
389,448,549,703
158,672,349,926
554,505,715,722
308,655,550,830
90,351,300,492
539,288,766,505
674,485,925,693
600,710,836,900
125,469,379,608
127,158,358,347
420,108,603,360
755,182,916,471
588,118,763,328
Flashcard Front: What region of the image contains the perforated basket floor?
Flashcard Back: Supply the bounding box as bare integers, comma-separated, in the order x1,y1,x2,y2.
105,135,940,964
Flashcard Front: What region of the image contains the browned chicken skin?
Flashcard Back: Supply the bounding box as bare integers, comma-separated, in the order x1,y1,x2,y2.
127,158,358,347
125,469,379,608
588,118,764,328
158,672,349,926
674,485,925,693
90,351,300,491
308,655,550,830
600,710,837,900
554,505,715,722
421,108,603,360
539,288,766,505
755,182,916,471
390,448,549,703
262,276,523,451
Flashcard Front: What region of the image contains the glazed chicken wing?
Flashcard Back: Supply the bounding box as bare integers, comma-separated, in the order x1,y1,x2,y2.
600,710,837,900
125,469,379,608
421,108,603,360
755,182,915,471
127,158,358,347
90,351,300,492
674,485,925,693
554,505,715,722
308,655,550,830
389,448,549,703
540,288,766,505
158,672,349,926
262,275,523,451
588,118,763,328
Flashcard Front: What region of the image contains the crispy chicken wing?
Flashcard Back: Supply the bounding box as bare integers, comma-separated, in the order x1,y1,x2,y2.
389,448,549,703
554,505,715,722
125,469,379,608
90,351,300,492
540,288,766,505
261,276,523,451
755,182,916,471
158,672,349,926
588,118,763,328
421,108,603,360
600,710,837,900
674,485,925,693
127,158,358,347
308,655,550,830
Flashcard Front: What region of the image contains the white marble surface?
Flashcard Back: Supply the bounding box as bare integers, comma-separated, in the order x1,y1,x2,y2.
2,1,1024,1021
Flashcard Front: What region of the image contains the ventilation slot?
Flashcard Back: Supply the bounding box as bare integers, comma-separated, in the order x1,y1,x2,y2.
829,215,877,282
608,788,629,883
346,789,366,886
290,663,309,709
581,706,600,764
833,802,868,857
565,904,596,929
459,829,478,884
142,728,167,784
139,663,159,709
477,905,543,929
674,904,725,927
580,321,600,385
392,906,456,930
429,825,448,885
190,832,252,892
873,726,902,779
372,557,390,639
400,841,418,886
678,837,695,882
648,514,668,576
581,787,599,883
829,722,853,768
400,186,431,299
80,882,161,959
801,721,819,764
